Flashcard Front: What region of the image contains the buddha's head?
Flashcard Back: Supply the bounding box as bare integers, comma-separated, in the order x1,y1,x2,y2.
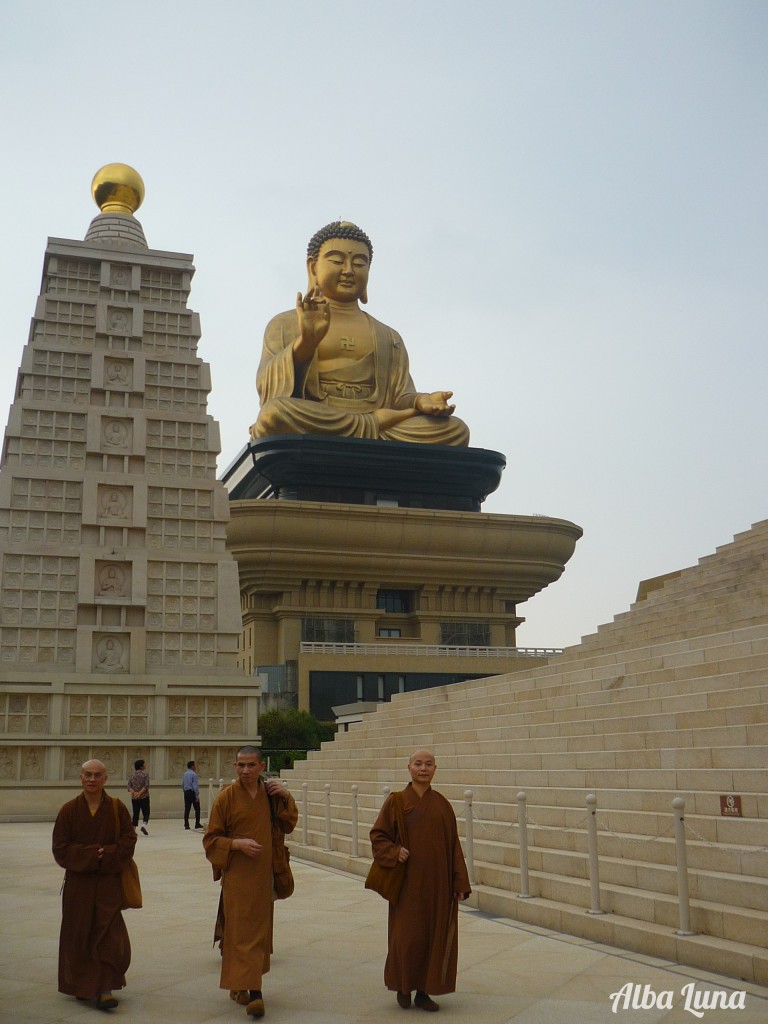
307,221,373,304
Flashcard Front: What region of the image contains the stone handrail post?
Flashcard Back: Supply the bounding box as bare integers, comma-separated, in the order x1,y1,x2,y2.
323,783,332,851
301,782,309,846
351,785,359,858
517,791,532,898
585,793,603,914
463,790,475,884
673,796,695,935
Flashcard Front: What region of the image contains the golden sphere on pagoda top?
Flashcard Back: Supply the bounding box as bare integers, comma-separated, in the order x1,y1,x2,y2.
91,163,145,215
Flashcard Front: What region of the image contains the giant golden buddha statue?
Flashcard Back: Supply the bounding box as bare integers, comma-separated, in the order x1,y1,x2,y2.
250,222,469,445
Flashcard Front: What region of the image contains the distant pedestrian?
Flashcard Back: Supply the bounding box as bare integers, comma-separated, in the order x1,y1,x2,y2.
182,760,203,830
127,759,150,835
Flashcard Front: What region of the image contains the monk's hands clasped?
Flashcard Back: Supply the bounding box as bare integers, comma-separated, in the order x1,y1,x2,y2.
397,846,410,863
415,391,456,418
233,837,264,859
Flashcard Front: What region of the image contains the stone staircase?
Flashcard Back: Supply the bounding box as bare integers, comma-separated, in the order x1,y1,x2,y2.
279,519,768,985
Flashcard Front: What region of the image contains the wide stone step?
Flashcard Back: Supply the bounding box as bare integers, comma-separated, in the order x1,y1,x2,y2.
470,879,768,984
473,824,768,878
427,681,768,731
302,778,766,820
334,698,768,750
294,817,765,907
585,599,768,647
456,741,764,771
283,519,768,982
291,793,768,868
382,668,766,727
470,802,767,848
473,843,766,912
290,758,767,796
334,645,768,732
286,844,768,984
586,608,768,653
320,719,768,762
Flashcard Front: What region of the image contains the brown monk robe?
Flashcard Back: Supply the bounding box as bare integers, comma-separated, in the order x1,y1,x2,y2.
369,750,471,1010
203,746,297,1016
52,760,136,1004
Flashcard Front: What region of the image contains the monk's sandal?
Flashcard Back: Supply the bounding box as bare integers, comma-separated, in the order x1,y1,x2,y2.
414,992,440,1012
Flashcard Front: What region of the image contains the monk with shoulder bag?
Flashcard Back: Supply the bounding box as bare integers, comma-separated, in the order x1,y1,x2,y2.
112,798,142,909
365,791,407,904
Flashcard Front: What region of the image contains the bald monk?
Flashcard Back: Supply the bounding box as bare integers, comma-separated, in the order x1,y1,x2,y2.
52,758,136,1011
369,749,471,1011
250,221,470,445
203,745,298,1019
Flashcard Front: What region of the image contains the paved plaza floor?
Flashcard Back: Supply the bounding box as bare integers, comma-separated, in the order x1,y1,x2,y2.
0,818,765,1024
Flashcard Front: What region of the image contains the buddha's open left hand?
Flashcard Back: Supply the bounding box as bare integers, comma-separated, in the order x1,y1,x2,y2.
415,391,456,418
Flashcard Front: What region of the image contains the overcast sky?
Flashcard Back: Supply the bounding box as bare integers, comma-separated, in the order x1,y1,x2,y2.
1,1,765,649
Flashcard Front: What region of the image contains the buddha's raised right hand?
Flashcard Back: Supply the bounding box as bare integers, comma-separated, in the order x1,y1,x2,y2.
293,287,330,362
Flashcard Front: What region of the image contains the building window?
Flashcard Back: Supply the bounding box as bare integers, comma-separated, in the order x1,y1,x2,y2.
301,617,355,643
378,627,402,638
376,589,413,614
439,621,491,646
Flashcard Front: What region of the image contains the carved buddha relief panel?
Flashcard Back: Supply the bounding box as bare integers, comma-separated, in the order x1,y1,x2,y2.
95,561,131,600
97,484,132,522
92,632,128,672
106,306,133,337
109,264,133,290
20,746,45,780
101,417,133,451
168,744,224,780
104,357,133,389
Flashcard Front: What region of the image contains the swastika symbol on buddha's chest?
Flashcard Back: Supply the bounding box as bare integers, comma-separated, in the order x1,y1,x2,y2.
339,335,356,351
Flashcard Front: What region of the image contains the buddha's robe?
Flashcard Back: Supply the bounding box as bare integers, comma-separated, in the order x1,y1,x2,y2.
252,309,469,445
52,792,136,999
203,779,298,991
370,783,471,995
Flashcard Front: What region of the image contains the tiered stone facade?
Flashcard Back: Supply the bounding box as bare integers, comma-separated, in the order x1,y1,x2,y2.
280,519,768,983
0,202,253,818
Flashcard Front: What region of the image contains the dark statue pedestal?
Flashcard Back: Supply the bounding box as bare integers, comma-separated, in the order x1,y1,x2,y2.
222,435,506,512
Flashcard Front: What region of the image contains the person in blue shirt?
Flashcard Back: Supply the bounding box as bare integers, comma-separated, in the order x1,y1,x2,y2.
182,760,203,830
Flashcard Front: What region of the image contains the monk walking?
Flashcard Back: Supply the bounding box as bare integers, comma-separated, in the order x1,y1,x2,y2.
203,745,297,1018
52,758,136,1011
370,749,471,1011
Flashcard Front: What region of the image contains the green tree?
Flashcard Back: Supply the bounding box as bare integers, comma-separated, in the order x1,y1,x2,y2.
258,709,336,769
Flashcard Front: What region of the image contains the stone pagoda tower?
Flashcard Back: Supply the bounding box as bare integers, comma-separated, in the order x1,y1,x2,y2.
0,164,252,819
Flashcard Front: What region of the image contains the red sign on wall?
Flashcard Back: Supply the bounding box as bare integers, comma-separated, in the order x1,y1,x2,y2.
720,794,742,817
